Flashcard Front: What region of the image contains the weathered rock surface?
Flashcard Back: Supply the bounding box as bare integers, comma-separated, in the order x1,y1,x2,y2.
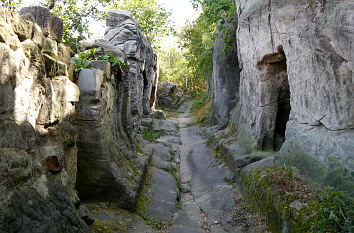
156,81,184,110
104,9,159,119
234,0,354,187
75,67,150,210
0,6,88,232
210,15,240,125
19,6,63,42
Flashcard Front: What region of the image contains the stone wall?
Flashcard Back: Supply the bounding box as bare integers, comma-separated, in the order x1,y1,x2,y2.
0,6,90,232
104,9,159,119
234,0,353,188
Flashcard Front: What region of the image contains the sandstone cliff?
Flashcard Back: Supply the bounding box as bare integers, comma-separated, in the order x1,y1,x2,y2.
0,6,90,232
210,0,353,191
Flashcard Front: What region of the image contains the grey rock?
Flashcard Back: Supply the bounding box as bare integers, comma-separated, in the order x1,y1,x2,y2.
210,14,240,125
153,156,172,171
289,200,306,211
169,224,205,233
174,201,204,227
90,60,111,80
141,117,153,128
152,109,166,120
20,6,63,42
156,81,184,110
79,39,126,62
145,168,178,222
234,0,354,186
78,68,104,98
104,10,158,118
79,205,95,225
76,65,148,210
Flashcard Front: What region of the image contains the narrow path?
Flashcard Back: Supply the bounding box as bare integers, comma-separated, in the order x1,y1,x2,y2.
85,100,266,233
169,100,238,233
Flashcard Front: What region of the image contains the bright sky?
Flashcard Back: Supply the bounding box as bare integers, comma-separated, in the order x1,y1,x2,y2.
22,0,199,42
163,0,199,31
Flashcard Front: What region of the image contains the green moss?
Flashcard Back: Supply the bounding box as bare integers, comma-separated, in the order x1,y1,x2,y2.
242,166,320,233
142,128,162,141
92,220,115,233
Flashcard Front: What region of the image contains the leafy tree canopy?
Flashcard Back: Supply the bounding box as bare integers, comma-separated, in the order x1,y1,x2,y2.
107,0,173,49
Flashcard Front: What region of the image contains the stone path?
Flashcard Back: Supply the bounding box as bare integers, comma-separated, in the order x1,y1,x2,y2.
85,100,267,233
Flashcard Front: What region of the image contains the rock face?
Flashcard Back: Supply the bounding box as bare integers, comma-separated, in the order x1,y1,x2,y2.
75,66,150,210
0,6,90,232
156,81,184,110
74,10,158,210
104,9,159,119
210,16,240,125
234,0,354,188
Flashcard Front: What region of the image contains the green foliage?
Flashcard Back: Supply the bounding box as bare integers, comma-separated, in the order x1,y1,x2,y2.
71,57,91,73
71,49,127,73
0,0,22,11
51,0,106,46
142,128,161,142
107,0,173,48
143,217,169,230
97,54,127,71
179,17,214,95
92,220,115,233
158,48,188,89
190,92,208,113
179,0,237,95
314,186,353,233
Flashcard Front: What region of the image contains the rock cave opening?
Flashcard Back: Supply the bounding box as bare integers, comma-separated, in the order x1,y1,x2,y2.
259,46,291,151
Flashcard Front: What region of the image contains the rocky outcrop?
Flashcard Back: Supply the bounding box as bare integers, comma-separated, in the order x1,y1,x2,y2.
234,0,354,189
156,81,184,110
210,15,240,126
73,10,159,211
0,6,90,232
104,9,159,119
75,65,150,210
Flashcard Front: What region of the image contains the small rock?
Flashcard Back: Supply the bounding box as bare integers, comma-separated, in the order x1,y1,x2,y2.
79,206,95,226
224,175,232,184
290,200,306,211
153,110,166,120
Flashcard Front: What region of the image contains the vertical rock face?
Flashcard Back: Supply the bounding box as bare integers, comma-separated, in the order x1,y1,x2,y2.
210,16,240,125
104,9,159,120
75,30,153,209
235,0,354,187
0,6,90,232
75,65,150,210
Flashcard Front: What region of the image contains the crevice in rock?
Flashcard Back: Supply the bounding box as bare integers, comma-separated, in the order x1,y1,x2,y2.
259,46,291,151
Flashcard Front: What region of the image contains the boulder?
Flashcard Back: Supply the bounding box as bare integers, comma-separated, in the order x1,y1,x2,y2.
104,9,159,119
156,81,184,110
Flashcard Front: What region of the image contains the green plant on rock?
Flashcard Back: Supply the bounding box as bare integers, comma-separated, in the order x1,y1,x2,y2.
97,54,127,72
71,49,127,75
143,217,168,230
142,128,161,142
71,57,91,73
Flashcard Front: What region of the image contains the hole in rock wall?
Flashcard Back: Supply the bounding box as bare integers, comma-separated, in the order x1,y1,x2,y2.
258,46,291,151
